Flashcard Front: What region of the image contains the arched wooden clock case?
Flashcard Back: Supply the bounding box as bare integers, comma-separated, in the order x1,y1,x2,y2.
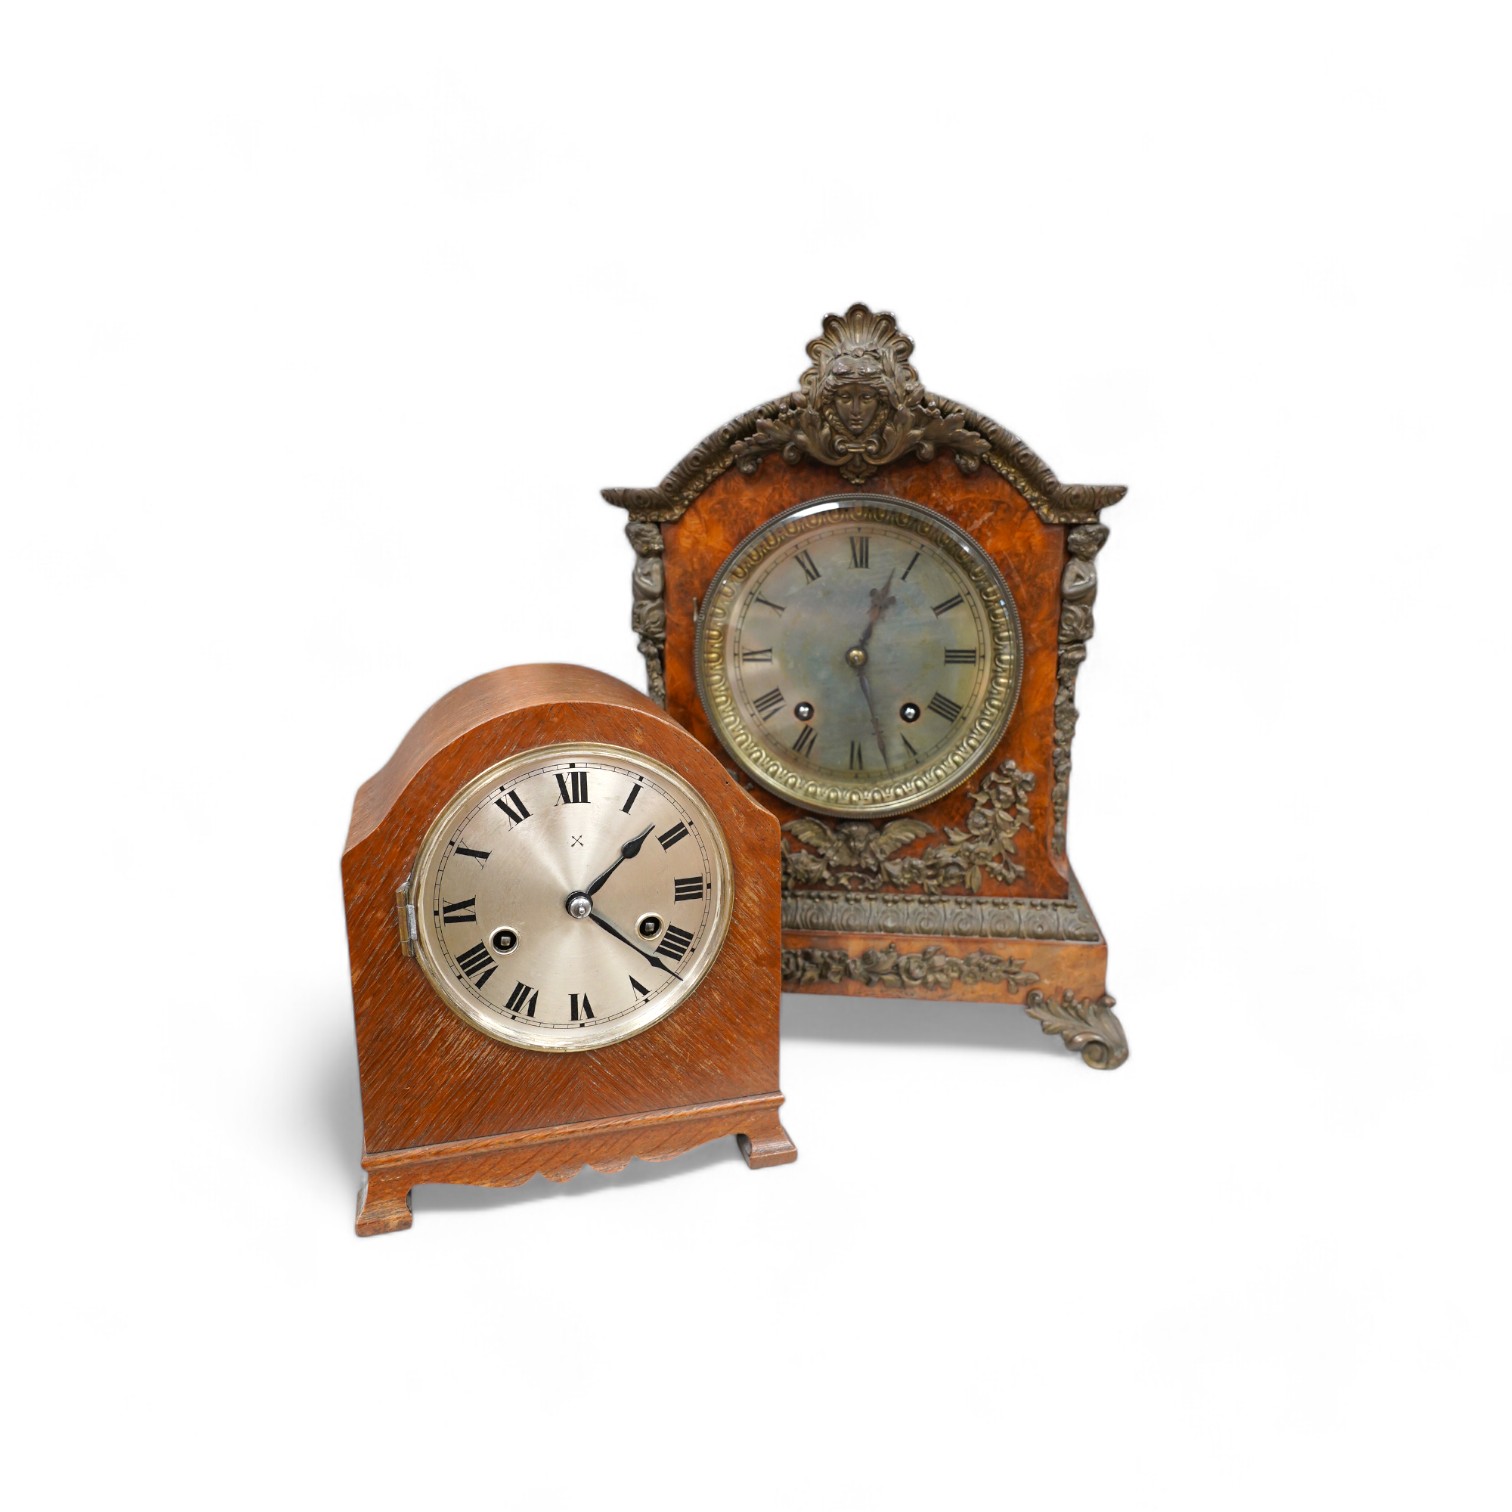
605,305,1129,1068
342,664,796,1235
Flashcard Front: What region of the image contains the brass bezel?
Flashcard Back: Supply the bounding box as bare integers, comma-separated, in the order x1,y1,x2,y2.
695,494,1023,818
408,741,735,1053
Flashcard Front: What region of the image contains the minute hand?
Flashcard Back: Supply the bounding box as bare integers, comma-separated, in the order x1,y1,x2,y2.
853,568,897,768
857,667,891,770
586,909,684,981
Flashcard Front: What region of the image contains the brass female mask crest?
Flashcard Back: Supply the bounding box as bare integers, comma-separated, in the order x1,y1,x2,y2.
731,303,991,485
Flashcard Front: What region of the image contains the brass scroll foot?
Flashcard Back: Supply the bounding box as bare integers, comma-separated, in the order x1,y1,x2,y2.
1023,989,1129,1070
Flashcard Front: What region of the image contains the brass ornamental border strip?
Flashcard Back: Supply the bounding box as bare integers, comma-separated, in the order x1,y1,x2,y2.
780,873,1102,941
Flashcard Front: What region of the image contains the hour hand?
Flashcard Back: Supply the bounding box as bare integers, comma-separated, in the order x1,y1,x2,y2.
586,909,684,981
584,823,655,898
858,569,897,650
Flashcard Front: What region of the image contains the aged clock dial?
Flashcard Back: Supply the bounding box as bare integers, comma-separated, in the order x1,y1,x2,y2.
696,494,1023,817
408,742,732,1052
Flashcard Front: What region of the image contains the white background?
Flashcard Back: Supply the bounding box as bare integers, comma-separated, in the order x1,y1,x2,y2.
3,4,1508,1508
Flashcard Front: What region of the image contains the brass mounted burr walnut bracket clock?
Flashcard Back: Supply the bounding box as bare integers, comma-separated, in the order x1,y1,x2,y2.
605,305,1130,1068
341,664,796,1235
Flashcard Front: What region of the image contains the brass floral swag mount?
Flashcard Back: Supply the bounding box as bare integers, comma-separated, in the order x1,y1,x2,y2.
780,759,1034,894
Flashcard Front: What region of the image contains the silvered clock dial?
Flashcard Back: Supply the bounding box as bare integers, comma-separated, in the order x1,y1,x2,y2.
407,743,732,1052
696,494,1023,817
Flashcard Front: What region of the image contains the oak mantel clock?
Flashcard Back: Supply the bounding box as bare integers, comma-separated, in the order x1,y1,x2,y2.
605,305,1129,1068
342,663,796,1235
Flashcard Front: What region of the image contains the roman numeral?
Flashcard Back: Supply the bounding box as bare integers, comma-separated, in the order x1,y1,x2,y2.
621,782,642,813
901,551,921,581
658,924,695,962
441,897,477,924
570,992,594,1022
792,725,817,757
658,821,689,850
555,770,589,804
456,943,497,990
849,536,870,568
629,975,650,997
754,594,786,614
494,788,530,824
932,593,964,616
454,845,490,862
944,647,978,665
504,980,539,1017
741,647,774,663
673,876,706,902
901,733,919,758
752,687,785,719
795,550,821,582
928,692,963,721
848,741,865,770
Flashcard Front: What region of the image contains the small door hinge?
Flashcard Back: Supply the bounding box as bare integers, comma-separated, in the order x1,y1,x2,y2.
394,880,416,957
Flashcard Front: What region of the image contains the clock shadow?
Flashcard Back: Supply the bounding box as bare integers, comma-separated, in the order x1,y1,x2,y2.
313,995,1064,1221
780,991,1065,1056
314,1024,364,1182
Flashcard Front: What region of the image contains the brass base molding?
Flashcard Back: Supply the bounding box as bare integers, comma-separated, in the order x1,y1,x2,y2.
781,870,1101,942
782,943,1039,994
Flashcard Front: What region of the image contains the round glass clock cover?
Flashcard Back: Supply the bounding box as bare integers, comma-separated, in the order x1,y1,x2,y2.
409,743,733,1052
696,494,1023,817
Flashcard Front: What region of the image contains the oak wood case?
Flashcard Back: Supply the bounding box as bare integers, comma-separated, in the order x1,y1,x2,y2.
342,663,795,1235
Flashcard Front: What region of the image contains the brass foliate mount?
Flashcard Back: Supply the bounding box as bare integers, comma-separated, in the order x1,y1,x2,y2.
782,943,1039,994
1024,989,1129,1070
780,759,1035,895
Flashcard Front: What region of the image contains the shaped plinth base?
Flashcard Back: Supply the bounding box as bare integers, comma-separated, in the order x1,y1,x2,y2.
355,1093,794,1236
